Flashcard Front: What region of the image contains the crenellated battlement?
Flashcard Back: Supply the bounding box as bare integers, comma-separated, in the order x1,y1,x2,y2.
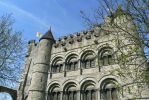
52,27,101,50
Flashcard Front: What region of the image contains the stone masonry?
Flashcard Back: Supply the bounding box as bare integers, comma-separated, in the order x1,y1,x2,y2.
17,8,149,100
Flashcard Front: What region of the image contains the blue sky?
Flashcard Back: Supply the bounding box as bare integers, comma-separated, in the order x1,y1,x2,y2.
0,0,99,42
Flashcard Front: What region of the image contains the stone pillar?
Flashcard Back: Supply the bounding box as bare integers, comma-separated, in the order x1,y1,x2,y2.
96,90,100,100
80,60,83,75
60,91,63,100
77,90,80,100
78,59,81,69
64,62,67,77
27,30,54,100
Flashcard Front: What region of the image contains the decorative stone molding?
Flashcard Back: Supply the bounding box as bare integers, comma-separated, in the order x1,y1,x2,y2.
94,40,98,44
70,34,74,38
76,32,80,36
76,36,82,42
68,39,74,44
63,47,67,52
53,43,59,48
64,36,67,40
61,41,66,46
85,34,91,40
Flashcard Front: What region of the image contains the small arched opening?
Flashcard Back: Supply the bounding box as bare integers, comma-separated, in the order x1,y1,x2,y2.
47,83,61,100
100,79,119,100
63,82,77,100
81,80,96,100
65,54,79,71
51,57,64,73
81,50,96,69
98,47,114,66
0,86,17,100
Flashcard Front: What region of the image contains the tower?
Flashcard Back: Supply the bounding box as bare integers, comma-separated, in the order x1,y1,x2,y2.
27,29,54,100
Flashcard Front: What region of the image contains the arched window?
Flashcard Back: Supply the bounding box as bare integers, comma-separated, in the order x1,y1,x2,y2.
63,82,77,100
81,80,96,100
66,54,78,71
51,57,63,73
48,83,61,100
99,48,114,66
81,51,95,68
100,79,119,100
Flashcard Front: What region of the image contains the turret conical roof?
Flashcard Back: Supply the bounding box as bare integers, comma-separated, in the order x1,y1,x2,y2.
40,28,55,41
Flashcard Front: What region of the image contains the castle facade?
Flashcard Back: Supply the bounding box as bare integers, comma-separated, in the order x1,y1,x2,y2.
17,9,149,100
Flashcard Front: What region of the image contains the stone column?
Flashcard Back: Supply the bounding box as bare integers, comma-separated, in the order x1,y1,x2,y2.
88,90,91,100
63,62,67,77
79,60,83,75
77,90,80,100
78,59,81,69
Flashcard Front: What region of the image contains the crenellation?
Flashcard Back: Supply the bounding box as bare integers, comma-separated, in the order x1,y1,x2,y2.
63,36,67,40
26,40,36,57
82,30,87,35
60,41,66,46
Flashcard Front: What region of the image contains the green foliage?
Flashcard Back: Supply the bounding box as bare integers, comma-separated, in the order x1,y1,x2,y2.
81,0,149,98
143,67,149,87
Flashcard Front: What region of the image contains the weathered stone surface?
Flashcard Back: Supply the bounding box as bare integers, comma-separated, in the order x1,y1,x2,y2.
17,10,149,100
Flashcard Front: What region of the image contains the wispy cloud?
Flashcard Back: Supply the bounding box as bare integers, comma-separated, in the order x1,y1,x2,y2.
0,1,50,28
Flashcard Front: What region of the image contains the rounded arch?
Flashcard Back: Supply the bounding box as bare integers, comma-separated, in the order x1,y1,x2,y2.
100,78,119,90
80,77,98,89
80,78,98,100
50,56,64,65
62,79,79,90
98,75,122,89
96,43,115,51
65,53,78,64
47,80,62,92
50,57,64,73
47,82,61,100
63,82,77,92
65,53,79,71
98,75,121,100
0,92,13,100
80,50,96,69
98,45,115,66
0,86,17,100
62,80,79,100
48,83,61,92
51,57,63,65
81,80,96,91
98,47,114,56
79,48,96,59
65,51,79,61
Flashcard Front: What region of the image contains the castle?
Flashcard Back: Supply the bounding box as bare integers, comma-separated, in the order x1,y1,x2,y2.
17,9,149,100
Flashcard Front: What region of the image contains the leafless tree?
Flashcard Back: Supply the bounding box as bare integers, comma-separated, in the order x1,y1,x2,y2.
81,0,149,99
0,14,25,87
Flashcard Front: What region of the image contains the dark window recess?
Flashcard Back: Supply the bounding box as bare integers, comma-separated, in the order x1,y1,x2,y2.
100,82,118,100
52,64,63,73
82,58,95,68
48,92,61,100
66,61,78,71
82,90,96,100
99,50,114,66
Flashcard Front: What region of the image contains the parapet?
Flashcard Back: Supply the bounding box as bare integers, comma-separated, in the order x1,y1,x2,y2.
26,40,36,57
52,27,101,50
